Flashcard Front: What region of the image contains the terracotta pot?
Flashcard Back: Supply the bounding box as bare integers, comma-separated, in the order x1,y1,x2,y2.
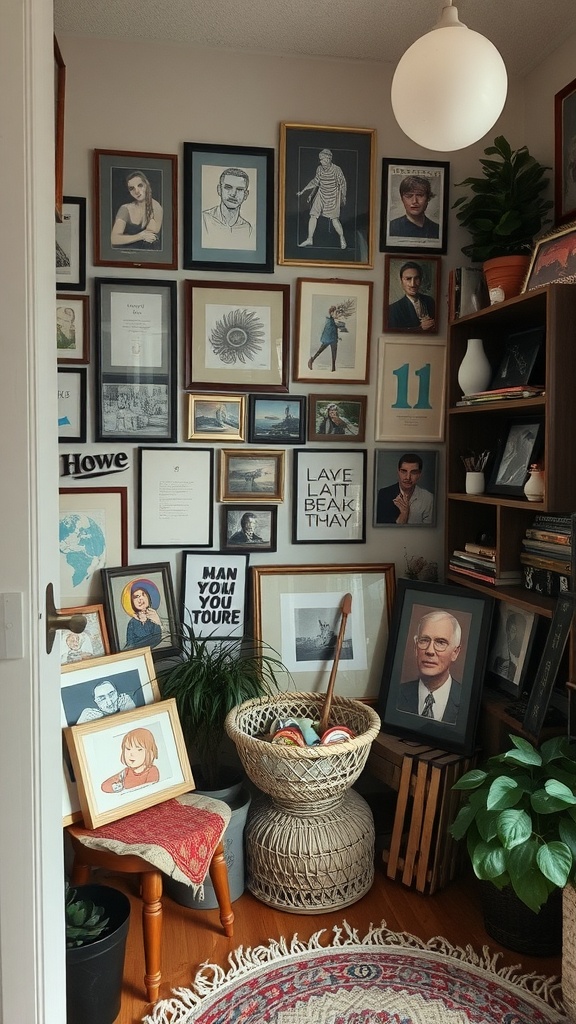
483,255,531,304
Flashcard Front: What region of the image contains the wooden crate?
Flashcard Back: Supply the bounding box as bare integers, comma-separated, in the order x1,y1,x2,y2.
367,730,476,894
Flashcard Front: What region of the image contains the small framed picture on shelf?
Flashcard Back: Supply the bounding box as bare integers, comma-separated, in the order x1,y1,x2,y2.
57,295,90,364
486,419,544,497
523,220,576,291
489,327,545,390
380,158,449,255
221,505,277,553
247,395,306,445
219,448,285,503
56,196,86,291
307,394,366,442
523,592,576,743
383,255,441,335
486,602,538,698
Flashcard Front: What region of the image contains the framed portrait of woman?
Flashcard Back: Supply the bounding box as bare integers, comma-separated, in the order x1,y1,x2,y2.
93,149,178,270
101,562,180,661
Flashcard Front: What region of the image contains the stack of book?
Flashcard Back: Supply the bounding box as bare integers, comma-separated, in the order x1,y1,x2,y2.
456,385,545,407
521,512,574,597
449,542,522,586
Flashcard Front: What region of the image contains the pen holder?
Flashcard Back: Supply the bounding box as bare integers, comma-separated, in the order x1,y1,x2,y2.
465,471,485,495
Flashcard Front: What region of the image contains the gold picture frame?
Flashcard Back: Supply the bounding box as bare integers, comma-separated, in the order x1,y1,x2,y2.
219,448,285,502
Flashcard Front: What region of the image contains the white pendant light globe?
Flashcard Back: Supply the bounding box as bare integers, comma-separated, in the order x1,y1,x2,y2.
391,2,508,152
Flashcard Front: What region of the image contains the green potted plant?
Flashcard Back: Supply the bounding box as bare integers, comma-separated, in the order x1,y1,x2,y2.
453,135,553,301
449,733,576,954
65,882,131,1024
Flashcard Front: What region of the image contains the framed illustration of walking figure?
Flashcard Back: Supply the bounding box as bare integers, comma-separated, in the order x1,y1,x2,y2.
279,123,375,268
294,278,373,384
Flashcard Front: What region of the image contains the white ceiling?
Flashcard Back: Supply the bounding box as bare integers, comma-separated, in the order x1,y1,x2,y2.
54,0,576,77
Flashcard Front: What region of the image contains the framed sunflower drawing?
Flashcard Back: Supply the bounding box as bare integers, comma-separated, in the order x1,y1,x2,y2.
184,280,290,392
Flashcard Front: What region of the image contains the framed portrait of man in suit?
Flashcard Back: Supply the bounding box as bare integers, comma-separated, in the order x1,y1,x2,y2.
377,579,493,755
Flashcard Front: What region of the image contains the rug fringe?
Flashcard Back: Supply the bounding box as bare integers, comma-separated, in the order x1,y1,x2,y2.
143,919,564,1023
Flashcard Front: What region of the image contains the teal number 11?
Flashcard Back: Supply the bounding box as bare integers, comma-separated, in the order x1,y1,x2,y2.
391,362,432,409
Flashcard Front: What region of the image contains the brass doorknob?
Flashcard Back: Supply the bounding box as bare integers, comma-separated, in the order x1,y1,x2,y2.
45,582,87,654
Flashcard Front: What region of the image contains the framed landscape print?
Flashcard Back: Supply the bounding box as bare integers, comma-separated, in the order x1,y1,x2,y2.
221,505,277,553
57,294,89,364
56,196,86,291
278,123,375,268
380,158,449,255
101,561,180,661
247,394,306,445
58,368,86,443
219,448,285,502
307,394,366,442
292,448,367,544
383,255,441,335
93,149,178,270
294,278,373,384
183,142,274,272
137,447,213,548
185,280,289,393
187,394,245,442
555,76,576,225
181,550,248,639
375,335,446,443
95,278,177,443
59,487,128,607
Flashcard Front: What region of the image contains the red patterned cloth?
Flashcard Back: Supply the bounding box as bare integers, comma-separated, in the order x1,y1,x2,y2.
71,793,231,890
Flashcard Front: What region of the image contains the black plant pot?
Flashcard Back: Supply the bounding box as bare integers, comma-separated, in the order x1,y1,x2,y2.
479,881,562,956
66,884,130,1024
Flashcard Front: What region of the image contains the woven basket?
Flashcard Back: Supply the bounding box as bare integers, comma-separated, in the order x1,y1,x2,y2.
225,692,381,804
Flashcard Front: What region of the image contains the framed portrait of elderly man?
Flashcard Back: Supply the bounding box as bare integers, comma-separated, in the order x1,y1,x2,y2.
383,255,441,335
380,158,449,255
378,580,493,755
183,142,274,273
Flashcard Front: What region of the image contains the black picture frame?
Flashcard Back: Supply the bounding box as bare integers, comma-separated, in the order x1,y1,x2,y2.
58,367,86,444
489,327,545,390
486,419,544,497
247,395,306,445
523,592,576,742
137,447,213,549
383,254,441,335
221,504,277,553
56,196,86,292
101,561,180,662
485,601,538,698
95,277,177,443
380,158,449,255
377,579,493,755
181,550,249,640
183,142,274,273
292,448,367,544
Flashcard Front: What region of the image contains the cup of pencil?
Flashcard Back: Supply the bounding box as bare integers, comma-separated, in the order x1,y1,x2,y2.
461,450,490,494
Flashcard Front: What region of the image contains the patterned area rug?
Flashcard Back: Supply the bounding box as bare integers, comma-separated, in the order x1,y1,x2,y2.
143,921,566,1024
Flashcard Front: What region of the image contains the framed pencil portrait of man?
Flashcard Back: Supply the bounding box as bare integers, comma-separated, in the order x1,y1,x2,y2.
380,158,449,255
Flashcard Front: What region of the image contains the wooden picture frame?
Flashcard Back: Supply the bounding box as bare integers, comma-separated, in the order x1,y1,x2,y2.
181,550,249,639
101,562,180,661
252,563,396,699
375,335,446,443
380,157,449,255
383,255,441,335
307,394,366,442
292,448,367,544
486,601,538,699
486,419,544,497
187,394,245,442
555,76,576,226
247,394,306,445
219,448,284,502
221,505,277,553
184,280,289,393
293,277,373,384
56,196,86,291
59,487,128,607
183,141,274,272
64,699,193,828
377,579,493,755
523,591,576,742
278,122,375,268
57,295,90,364
523,220,576,290
93,149,178,270
95,277,177,443
54,36,66,223
59,604,111,665
373,448,438,527
137,447,213,548
58,368,86,443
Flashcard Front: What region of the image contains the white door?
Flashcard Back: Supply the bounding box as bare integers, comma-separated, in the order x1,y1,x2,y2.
0,1,66,1021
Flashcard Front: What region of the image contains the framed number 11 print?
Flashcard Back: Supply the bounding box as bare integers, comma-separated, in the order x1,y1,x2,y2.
375,335,446,443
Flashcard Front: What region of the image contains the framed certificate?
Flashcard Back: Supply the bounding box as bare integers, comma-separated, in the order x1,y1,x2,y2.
138,447,214,548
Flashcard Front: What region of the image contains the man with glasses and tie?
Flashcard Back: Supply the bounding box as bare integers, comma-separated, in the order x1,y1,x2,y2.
397,610,462,725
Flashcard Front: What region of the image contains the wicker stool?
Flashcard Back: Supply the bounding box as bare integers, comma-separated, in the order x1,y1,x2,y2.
225,692,380,913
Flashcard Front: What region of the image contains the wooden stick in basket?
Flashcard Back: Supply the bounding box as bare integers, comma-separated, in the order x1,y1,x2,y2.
318,592,352,736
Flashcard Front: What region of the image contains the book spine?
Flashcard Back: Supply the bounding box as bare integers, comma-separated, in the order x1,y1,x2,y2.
464,542,497,559
451,554,497,575
531,513,573,531
521,564,571,597
449,563,520,586
522,539,572,556
524,528,571,545
520,552,572,573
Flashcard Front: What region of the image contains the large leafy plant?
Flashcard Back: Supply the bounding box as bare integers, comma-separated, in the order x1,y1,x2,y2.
449,734,576,913
453,135,553,263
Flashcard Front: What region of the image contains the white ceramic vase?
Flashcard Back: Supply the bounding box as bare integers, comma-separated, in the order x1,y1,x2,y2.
466,471,485,495
524,467,545,502
457,338,492,396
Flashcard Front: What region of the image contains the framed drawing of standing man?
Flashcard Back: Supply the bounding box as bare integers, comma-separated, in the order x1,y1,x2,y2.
279,123,375,269
380,158,449,255
183,142,274,273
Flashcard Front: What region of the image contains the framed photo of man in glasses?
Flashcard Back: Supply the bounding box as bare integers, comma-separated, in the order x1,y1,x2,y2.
378,579,493,754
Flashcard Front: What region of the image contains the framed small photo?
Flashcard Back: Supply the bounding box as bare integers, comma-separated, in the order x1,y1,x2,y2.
380,158,449,255
185,280,289,393
555,76,576,225
221,505,277,553
383,255,441,335
181,550,249,639
58,368,86,443
377,579,493,755
293,448,367,544
57,295,89,364
64,699,194,828
101,562,180,661
523,221,576,291
278,122,375,268
95,278,177,443
486,602,538,698
375,335,446,443
93,149,178,270
219,449,284,502
60,604,111,666
489,327,545,390
248,395,306,445
307,394,366,442
56,196,86,291
486,420,544,497
138,447,213,548
59,487,128,607
373,448,438,527
183,142,274,273
294,278,373,384
523,592,576,743
187,394,245,442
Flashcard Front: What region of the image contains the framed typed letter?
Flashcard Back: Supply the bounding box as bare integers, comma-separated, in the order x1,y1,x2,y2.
183,142,274,272
252,563,396,699
375,335,446,443
181,550,248,639
380,158,449,255
293,448,367,544
59,487,128,607
294,278,372,384
93,149,178,270
137,447,213,548
56,196,86,291
95,278,177,443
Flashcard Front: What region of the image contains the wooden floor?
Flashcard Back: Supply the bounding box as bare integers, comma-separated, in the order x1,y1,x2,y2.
109,858,563,1024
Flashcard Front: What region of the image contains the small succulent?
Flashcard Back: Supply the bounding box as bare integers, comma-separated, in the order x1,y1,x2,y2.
65,883,110,948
